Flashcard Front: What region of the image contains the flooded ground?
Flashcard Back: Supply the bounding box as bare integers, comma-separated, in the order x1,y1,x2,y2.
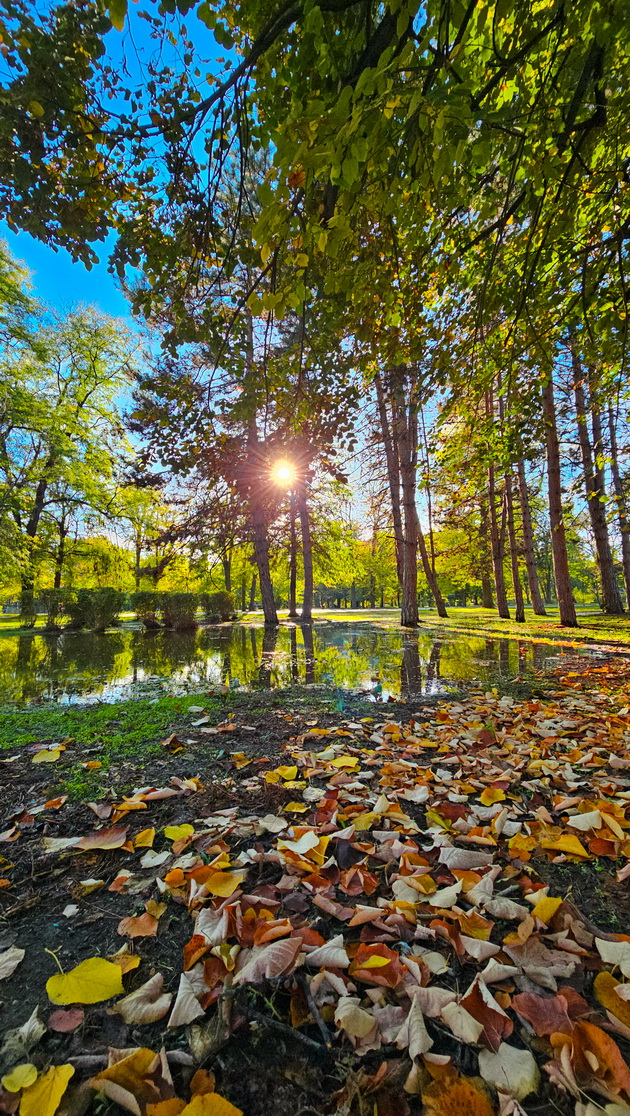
0,621,606,704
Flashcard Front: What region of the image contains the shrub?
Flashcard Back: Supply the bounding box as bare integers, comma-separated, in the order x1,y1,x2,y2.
39,587,73,630
66,587,124,631
130,590,163,629
161,592,200,630
201,590,236,622
19,589,37,628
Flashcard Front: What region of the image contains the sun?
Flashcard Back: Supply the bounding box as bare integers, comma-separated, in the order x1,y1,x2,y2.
270,458,296,487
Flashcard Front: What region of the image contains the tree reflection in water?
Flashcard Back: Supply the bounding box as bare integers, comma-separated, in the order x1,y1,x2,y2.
0,623,596,704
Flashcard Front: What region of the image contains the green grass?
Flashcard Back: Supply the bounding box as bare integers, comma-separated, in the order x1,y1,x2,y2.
0,692,222,798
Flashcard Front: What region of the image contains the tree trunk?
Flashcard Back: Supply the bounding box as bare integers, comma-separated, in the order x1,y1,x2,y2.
413,507,448,617
485,391,510,618
249,572,257,611
374,372,404,586
391,368,419,627
608,405,630,609
487,464,510,618
478,499,495,609
296,481,313,622
222,555,232,594
542,372,578,626
288,493,298,618
134,538,142,591
54,518,68,590
571,349,623,613
240,571,247,612
505,469,525,622
516,460,547,615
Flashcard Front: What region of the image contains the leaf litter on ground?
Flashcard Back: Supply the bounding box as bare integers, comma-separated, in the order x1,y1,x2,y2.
3,660,630,1114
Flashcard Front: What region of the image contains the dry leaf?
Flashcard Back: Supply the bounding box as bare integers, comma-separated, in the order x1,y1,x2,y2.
111,973,173,1024
478,1043,540,1099
19,1064,74,1116
0,946,25,980
46,958,124,1005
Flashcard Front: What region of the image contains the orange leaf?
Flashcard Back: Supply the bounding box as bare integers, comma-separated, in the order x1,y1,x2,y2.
118,912,159,938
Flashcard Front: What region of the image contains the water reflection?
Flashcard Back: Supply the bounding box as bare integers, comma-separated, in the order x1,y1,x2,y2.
0,623,595,705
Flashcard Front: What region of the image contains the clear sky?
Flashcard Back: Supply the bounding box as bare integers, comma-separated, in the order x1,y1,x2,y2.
1,224,131,319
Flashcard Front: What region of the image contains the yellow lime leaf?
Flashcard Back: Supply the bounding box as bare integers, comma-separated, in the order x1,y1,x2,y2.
2,1064,37,1092
353,812,377,831
531,896,563,924
164,825,194,841
134,828,155,848
27,100,45,117
46,958,124,1004
275,766,298,780
32,749,62,764
179,1092,243,1116
264,771,281,784
329,755,358,769
480,787,505,806
356,954,390,970
284,802,308,813
541,834,589,858
205,871,244,897
19,1064,74,1116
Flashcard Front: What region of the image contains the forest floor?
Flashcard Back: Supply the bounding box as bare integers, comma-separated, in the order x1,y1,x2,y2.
3,659,630,1116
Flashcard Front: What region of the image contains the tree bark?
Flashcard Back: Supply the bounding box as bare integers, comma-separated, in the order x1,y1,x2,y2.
505,469,525,622
240,571,247,612
478,500,495,608
54,517,68,590
391,368,419,627
485,392,510,618
249,572,257,611
288,493,298,618
571,349,623,613
608,405,630,609
296,481,313,621
222,555,232,595
541,372,578,626
516,460,547,615
374,371,404,586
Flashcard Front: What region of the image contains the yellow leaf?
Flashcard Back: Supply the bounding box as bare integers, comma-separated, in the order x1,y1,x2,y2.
264,771,281,784
356,954,391,970
2,1064,37,1092
531,896,562,924
353,811,377,831
108,948,140,974
594,971,630,1029
284,802,308,813
275,766,298,780
19,1064,74,1116
480,787,505,806
147,1102,187,1116
329,755,358,769
47,958,124,1004
32,749,62,764
541,834,589,858
180,1093,243,1116
134,828,155,848
205,871,244,897
164,825,194,841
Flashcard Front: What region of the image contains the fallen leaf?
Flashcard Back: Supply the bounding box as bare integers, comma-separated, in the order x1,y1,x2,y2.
76,826,128,851
179,1094,243,1116
19,1064,74,1116
168,972,206,1028
478,1043,540,1099
46,958,124,1005
118,913,159,939
111,973,173,1024
48,1008,84,1033
2,1065,37,1093
0,945,25,980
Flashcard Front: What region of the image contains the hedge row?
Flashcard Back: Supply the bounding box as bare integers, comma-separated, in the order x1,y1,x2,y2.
23,588,236,631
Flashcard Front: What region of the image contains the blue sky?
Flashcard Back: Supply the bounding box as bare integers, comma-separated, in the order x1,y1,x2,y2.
1,225,131,318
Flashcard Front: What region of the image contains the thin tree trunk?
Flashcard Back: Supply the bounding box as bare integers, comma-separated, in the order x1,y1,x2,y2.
485,392,510,618
374,372,404,586
608,405,630,609
505,469,525,622
487,464,510,618
413,508,448,617
516,460,546,615
288,493,298,618
222,555,232,595
391,368,418,627
542,372,578,626
54,518,68,590
296,481,313,622
249,572,257,611
478,500,495,608
571,350,623,613
134,538,142,591
240,571,247,612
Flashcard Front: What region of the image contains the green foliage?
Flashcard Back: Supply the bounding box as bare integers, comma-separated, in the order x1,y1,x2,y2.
39,587,73,629
66,587,124,631
130,590,163,627
201,590,235,622
161,591,200,629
